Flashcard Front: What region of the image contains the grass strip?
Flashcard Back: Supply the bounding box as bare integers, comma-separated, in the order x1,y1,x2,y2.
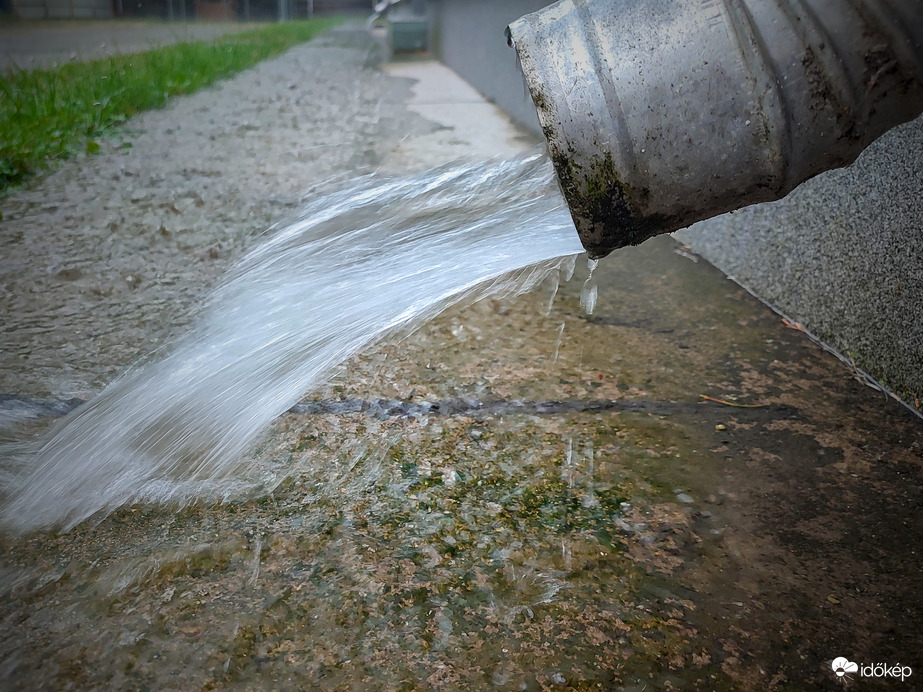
0,18,343,192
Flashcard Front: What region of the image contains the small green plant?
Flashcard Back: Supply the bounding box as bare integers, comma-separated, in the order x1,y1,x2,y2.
0,18,342,192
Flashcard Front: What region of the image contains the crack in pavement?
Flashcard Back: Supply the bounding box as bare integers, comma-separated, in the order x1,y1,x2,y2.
0,394,799,421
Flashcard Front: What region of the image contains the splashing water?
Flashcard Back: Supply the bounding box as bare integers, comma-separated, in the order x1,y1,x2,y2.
0,153,583,533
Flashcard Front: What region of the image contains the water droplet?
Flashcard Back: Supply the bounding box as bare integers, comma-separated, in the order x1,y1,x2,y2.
580,281,598,315
580,257,599,315
562,434,574,487
544,272,559,315
552,322,565,364
561,254,577,282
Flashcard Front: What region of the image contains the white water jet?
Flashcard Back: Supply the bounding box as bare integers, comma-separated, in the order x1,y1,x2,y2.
0,153,583,533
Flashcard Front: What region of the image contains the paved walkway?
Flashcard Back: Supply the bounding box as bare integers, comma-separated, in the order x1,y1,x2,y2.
0,20,259,71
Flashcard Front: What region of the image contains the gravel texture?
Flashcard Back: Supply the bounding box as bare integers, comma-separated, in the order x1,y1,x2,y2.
0,25,435,399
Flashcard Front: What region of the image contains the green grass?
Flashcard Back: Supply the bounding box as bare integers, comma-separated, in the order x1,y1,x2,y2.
0,18,343,192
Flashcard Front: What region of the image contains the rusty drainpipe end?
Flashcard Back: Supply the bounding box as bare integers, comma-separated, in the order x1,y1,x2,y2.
508,0,923,259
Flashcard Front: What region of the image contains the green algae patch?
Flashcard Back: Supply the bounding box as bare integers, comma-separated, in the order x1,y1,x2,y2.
548,149,668,258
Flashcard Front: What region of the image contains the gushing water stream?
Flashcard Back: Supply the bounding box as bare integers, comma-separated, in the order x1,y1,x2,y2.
2,153,915,692
0,153,583,533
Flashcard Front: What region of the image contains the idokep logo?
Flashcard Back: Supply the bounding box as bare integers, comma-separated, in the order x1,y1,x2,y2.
832,658,858,677
831,656,913,682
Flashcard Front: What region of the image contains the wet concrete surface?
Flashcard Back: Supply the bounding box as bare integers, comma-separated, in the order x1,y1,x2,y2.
1,237,920,690
0,20,260,72
0,23,921,692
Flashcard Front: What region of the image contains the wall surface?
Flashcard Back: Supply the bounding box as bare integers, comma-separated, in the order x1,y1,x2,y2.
428,0,549,133
428,0,923,407
675,115,923,405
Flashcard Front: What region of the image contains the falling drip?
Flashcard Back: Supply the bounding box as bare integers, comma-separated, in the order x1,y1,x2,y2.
247,534,262,586
582,440,598,508
580,258,599,315
552,322,565,364
544,272,560,316
561,255,577,282
562,434,575,487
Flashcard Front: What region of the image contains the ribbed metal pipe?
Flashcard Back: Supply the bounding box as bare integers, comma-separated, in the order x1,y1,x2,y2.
508,0,923,258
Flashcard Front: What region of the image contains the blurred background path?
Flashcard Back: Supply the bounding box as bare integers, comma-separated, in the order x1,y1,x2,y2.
0,20,259,71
